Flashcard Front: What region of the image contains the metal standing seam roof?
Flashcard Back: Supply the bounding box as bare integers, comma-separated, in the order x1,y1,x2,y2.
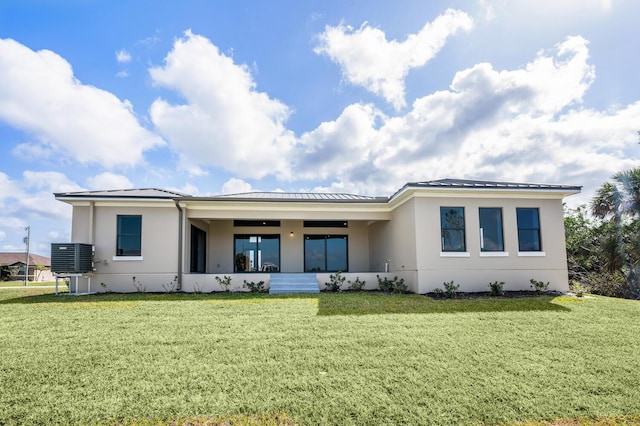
405,178,582,190
192,192,389,203
54,188,188,199
54,179,582,203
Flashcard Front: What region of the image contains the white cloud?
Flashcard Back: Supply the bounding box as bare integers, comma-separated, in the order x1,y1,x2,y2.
149,31,296,179
116,70,129,78
22,171,84,193
0,230,5,241
17,171,82,221
86,172,134,190
11,142,54,160
314,9,474,109
221,178,254,194
293,103,383,182
167,183,200,196
0,172,18,208
115,49,131,63
0,38,164,168
293,36,639,205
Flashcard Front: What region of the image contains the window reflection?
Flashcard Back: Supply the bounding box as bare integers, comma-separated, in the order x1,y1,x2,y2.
234,235,280,272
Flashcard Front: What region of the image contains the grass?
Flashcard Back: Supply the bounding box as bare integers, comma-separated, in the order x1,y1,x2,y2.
0,280,63,287
0,290,639,425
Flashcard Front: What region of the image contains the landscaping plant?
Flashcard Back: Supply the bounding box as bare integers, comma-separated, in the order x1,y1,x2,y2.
488,281,505,296
215,275,233,292
530,278,550,294
442,280,460,298
325,271,345,292
377,275,407,294
243,280,266,293
347,276,366,291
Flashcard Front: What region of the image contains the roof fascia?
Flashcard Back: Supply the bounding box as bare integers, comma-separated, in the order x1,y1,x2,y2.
56,197,177,208
389,186,581,209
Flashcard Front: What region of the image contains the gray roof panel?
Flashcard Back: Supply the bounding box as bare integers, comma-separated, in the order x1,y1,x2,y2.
55,188,188,199
54,179,582,203
406,178,582,190
189,192,388,203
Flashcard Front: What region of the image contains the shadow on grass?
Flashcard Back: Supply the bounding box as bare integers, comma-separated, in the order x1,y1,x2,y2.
316,292,571,315
0,290,571,315
0,291,317,305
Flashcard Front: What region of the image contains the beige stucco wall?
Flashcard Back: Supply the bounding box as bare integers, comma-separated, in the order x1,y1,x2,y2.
412,196,569,293
368,199,419,292
63,189,572,294
71,205,91,243
71,205,179,292
197,218,370,274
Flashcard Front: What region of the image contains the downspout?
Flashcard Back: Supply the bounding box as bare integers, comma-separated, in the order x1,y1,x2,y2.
88,201,95,244
174,199,183,291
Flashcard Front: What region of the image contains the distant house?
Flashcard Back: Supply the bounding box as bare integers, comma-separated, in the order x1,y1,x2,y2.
54,179,581,294
0,252,53,282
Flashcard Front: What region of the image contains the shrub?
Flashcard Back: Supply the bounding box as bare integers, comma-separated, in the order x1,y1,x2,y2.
347,276,366,291
377,275,407,294
243,280,266,293
162,276,178,293
442,280,459,298
325,271,345,292
215,275,233,292
193,281,204,294
131,276,146,293
581,271,629,298
530,279,549,294
488,281,505,296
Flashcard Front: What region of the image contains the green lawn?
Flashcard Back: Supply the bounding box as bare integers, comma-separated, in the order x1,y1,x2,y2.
0,280,63,287
0,290,638,425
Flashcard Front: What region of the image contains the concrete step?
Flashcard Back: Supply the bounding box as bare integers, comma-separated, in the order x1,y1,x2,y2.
269,273,319,294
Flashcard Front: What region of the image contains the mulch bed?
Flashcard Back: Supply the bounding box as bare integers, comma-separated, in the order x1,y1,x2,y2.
425,290,565,299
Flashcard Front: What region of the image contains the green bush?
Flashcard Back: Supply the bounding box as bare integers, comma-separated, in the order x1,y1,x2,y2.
442,280,460,298
488,281,505,296
243,280,266,293
347,276,366,291
581,271,630,298
377,275,407,294
325,271,345,292
215,275,232,292
530,279,549,294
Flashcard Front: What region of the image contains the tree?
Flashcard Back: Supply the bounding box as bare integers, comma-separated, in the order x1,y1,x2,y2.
591,167,640,299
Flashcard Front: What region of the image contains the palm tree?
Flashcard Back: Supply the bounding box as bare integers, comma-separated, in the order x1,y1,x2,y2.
591,167,640,298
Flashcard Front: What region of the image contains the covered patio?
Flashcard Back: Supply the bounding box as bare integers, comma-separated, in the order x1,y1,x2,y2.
177,192,396,292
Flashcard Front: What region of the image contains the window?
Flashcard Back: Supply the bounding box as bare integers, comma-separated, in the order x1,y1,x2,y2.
234,235,280,272
440,207,466,252
303,220,348,228
304,235,348,272
233,220,280,227
517,208,542,251
479,208,504,252
116,215,142,256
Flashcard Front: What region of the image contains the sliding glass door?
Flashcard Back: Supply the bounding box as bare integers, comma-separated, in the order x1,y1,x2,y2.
304,235,348,272
234,235,280,272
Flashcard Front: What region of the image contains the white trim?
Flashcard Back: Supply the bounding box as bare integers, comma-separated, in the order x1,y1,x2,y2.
480,251,509,257
112,256,144,261
440,252,471,257
518,251,546,257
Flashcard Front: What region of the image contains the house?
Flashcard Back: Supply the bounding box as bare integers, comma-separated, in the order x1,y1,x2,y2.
53,179,581,294
0,252,53,282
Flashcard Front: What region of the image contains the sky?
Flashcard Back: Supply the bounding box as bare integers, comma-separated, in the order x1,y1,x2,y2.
1,0,639,256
